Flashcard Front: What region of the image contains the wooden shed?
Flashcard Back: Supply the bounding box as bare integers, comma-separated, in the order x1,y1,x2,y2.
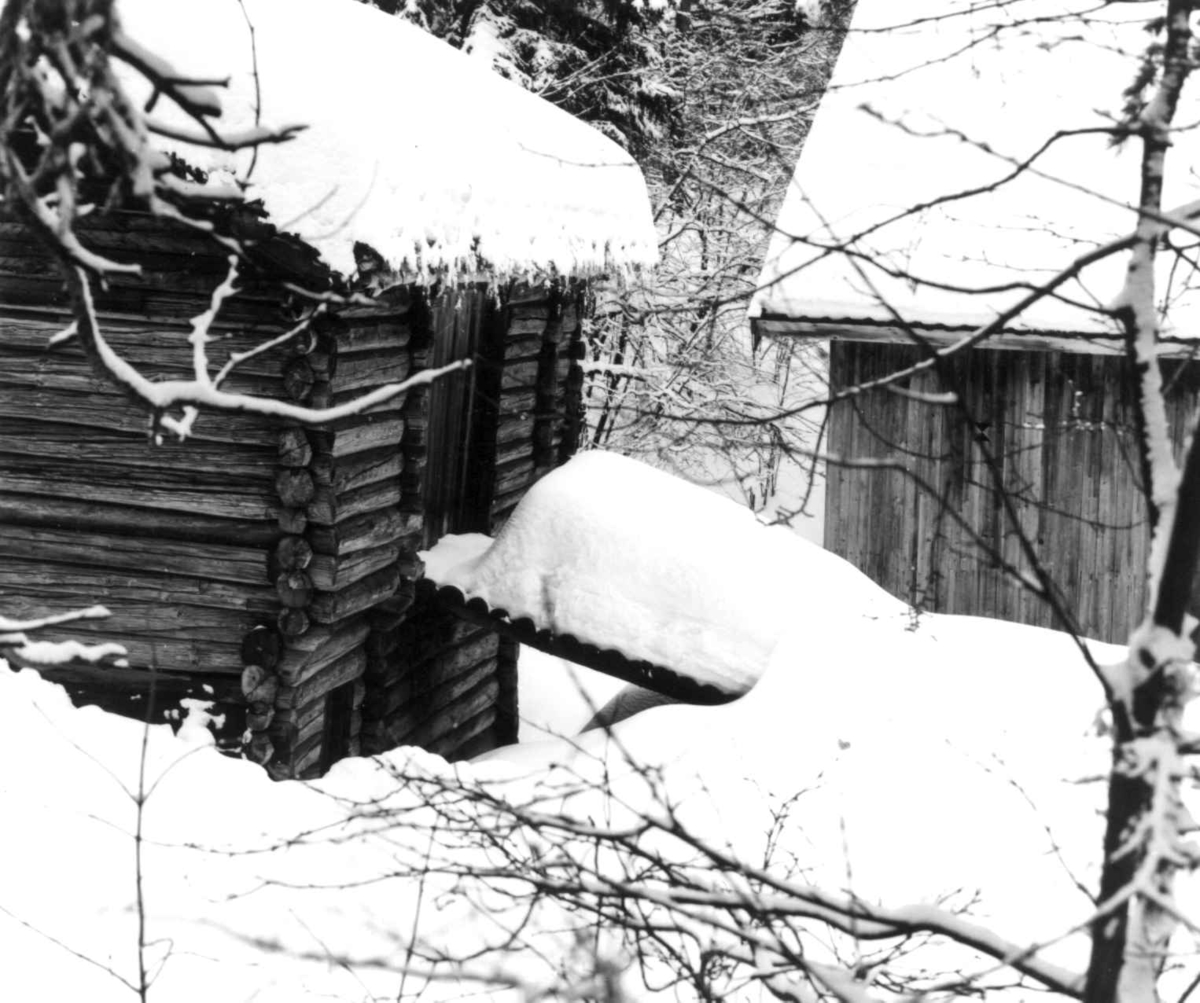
0,0,655,777
748,0,1200,644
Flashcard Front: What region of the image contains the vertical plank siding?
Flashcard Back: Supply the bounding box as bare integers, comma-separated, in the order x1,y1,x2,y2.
826,340,1200,643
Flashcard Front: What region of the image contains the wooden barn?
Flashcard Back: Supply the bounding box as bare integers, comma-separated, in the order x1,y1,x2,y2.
748,0,1200,644
0,0,656,777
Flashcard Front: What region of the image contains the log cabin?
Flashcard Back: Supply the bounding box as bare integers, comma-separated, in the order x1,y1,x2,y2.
748,0,1200,644
0,0,656,777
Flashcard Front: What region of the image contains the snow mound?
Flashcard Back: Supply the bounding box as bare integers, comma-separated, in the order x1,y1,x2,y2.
422,451,905,694
750,0,1200,341
114,0,657,281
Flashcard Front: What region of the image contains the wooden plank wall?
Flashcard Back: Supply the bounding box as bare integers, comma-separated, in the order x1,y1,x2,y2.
826,340,1200,643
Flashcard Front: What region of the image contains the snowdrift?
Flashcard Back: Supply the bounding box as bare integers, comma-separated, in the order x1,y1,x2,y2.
423,450,905,694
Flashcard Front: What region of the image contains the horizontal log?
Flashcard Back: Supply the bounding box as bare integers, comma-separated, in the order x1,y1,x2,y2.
310,448,403,494
333,352,411,394
337,288,414,320
0,386,279,446
0,492,277,547
495,415,535,446
277,617,371,687
0,311,292,379
501,333,544,359
0,524,269,586
500,360,540,390
0,445,277,501
0,275,282,326
305,479,403,527
415,653,500,708
308,507,419,557
276,647,367,710
309,566,400,624
492,458,535,498
336,322,412,354
494,438,533,469
0,557,277,617
402,618,493,665
308,544,399,592
0,469,278,522
0,347,284,398
324,415,406,458
0,420,276,481
497,389,536,416
401,677,500,750
507,315,550,334
367,590,417,633
273,688,329,734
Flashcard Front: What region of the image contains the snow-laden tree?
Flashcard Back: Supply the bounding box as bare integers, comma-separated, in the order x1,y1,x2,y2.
358,0,679,156
580,0,850,520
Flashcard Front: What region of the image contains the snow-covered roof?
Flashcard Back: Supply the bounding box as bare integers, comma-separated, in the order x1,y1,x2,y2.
421,451,904,696
115,0,658,281
749,1,1200,347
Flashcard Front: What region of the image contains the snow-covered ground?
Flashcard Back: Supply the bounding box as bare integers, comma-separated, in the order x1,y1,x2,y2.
4,452,1197,1000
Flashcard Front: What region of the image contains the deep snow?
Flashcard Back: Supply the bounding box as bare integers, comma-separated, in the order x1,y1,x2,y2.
3,453,1197,1001
423,451,904,695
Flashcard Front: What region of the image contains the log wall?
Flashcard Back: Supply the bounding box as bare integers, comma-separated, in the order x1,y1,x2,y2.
826,340,1200,643
1,208,590,774
359,282,586,760
0,211,308,748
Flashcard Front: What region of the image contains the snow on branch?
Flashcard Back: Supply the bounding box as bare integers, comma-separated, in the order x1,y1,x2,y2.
0,604,126,666
0,0,463,430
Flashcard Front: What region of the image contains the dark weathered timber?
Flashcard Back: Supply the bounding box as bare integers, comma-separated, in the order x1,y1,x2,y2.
277,618,371,687
308,544,400,591
824,341,1200,643
275,648,367,711
307,507,419,557
308,566,400,624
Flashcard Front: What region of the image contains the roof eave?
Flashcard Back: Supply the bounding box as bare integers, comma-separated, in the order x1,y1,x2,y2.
750,315,1200,359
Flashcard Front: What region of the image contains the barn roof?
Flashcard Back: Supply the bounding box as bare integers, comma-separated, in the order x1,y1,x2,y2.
748,0,1200,352
115,0,657,283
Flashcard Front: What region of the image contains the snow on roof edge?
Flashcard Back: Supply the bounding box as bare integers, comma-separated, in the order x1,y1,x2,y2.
115,0,659,283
